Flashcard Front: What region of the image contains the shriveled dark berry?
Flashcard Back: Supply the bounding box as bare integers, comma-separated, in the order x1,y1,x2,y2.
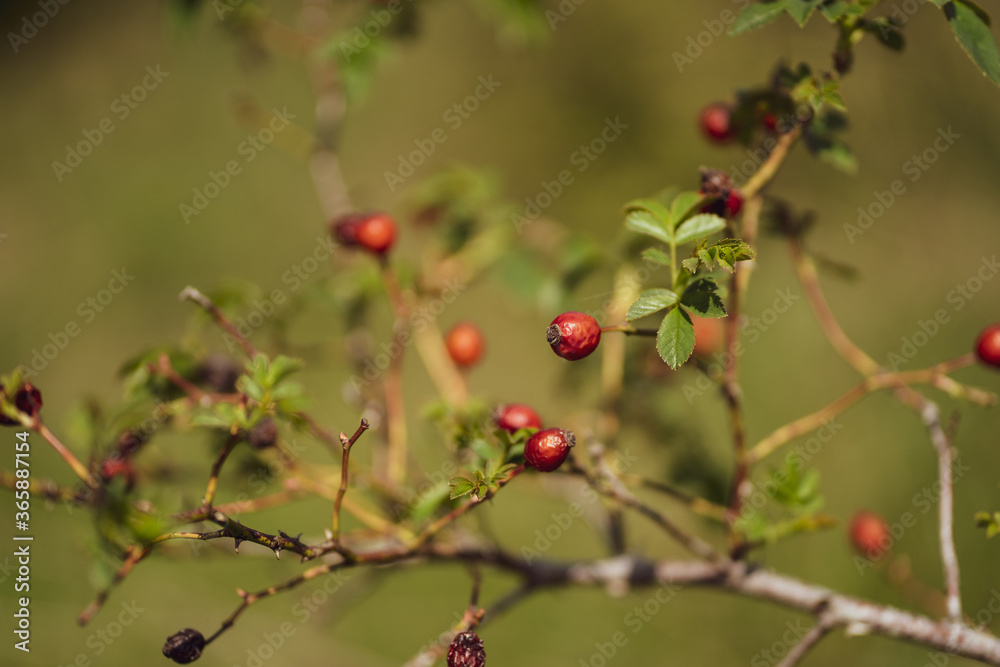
13,383,42,418
547,312,601,361
448,631,486,667
197,354,241,393
524,428,575,472
162,628,205,664
248,417,279,449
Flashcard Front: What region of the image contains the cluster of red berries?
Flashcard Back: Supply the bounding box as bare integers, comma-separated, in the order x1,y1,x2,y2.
698,101,785,145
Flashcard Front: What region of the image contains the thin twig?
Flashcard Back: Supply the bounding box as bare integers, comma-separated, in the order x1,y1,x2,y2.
202,430,242,509
748,356,985,463
740,127,803,198
35,420,99,489
332,419,371,543
179,286,259,359
570,456,720,562
920,401,963,622
775,613,836,667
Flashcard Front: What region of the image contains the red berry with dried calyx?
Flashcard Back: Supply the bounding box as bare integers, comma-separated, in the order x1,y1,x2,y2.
493,403,543,433
699,102,735,143
524,427,575,472
331,212,397,255
448,631,486,667
849,511,891,559
975,324,1000,368
162,628,205,664
547,312,601,360
445,322,485,368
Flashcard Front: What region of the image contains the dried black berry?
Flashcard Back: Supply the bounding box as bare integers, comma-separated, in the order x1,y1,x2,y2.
162,628,205,664
248,418,278,449
197,354,241,393
1,383,43,426
447,631,486,667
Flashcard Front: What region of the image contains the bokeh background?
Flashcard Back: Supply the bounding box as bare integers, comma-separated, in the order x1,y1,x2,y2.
2,0,1000,665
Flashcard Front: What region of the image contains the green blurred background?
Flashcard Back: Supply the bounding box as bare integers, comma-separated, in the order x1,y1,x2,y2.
2,0,1000,665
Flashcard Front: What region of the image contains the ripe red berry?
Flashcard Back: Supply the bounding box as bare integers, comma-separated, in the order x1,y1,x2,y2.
494,403,543,433
331,212,397,255
445,322,485,367
99,457,137,490
547,312,601,361
849,511,891,559
725,189,743,217
692,316,724,357
975,324,1000,368
524,427,575,472
356,213,397,254
447,631,486,667
762,112,779,133
699,103,735,143
698,189,742,219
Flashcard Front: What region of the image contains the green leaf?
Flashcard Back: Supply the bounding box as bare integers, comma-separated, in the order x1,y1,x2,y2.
626,288,679,322
815,139,858,173
674,214,727,246
863,18,906,51
623,198,673,226
491,463,519,483
680,279,728,318
449,477,475,500
470,439,498,461
730,1,786,36
942,1,1000,86
684,238,756,274
641,247,672,266
820,80,848,111
266,355,304,386
819,1,856,21
784,0,823,27
656,307,695,369
625,211,672,244
669,191,705,225
409,482,451,523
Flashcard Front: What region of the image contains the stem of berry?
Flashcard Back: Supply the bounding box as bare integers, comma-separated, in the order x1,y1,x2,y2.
600,324,657,336
179,286,260,359
378,257,411,487
202,427,243,510
331,419,370,545
34,420,99,489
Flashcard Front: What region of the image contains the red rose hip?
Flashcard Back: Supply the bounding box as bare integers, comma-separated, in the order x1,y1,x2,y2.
445,322,485,367
331,212,397,255
547,312,601,360
699,102,735,143
524,427,575,472
493,403,543,433
975,324,1000,368
849,511,891,559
